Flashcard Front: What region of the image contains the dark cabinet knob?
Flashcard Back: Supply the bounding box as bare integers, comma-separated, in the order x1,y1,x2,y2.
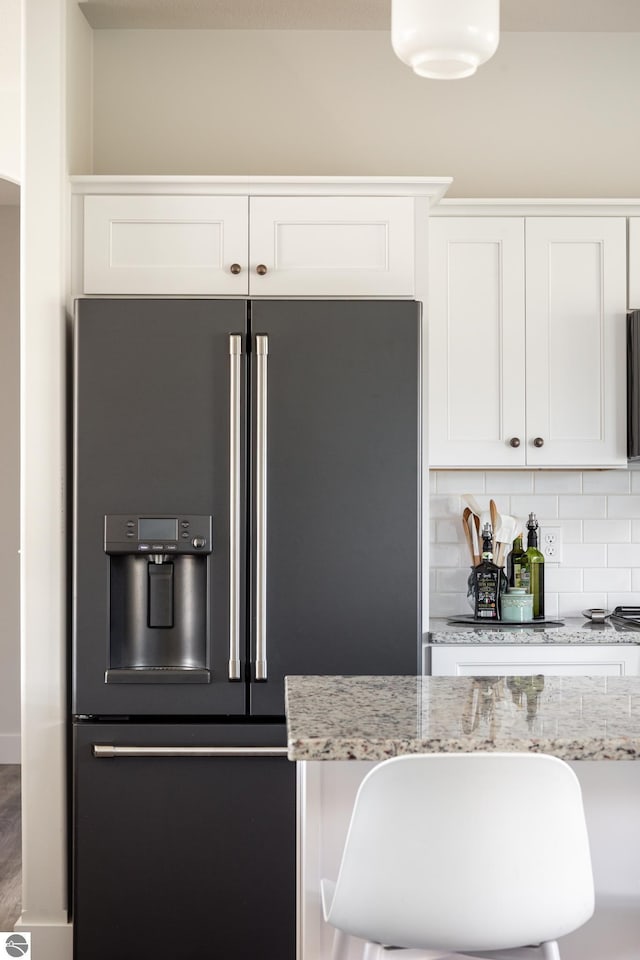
533,437,545,448
509,437,521,448
256,264,268,276
230,263,242,275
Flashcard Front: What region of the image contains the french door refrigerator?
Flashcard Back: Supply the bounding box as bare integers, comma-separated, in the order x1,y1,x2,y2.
72,298,421,960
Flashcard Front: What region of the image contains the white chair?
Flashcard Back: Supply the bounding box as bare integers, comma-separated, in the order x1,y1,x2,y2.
321,753,594,960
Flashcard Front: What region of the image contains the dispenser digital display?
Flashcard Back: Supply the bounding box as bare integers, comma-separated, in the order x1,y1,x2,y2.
138,517,178,541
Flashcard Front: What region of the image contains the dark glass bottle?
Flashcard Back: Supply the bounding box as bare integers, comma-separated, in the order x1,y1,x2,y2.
473,522,501,620
525,512,545,619
508,534,527,588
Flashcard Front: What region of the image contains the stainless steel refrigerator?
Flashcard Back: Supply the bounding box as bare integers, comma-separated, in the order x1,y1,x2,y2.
72,298,421,959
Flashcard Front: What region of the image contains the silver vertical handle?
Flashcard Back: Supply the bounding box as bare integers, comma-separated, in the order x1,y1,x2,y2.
255,335,268,681
229,334,243,681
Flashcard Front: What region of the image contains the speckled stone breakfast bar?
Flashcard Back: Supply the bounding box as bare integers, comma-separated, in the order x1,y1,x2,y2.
285,674,640,762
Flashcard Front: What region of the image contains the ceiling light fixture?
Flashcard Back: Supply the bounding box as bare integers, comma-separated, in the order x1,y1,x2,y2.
391,0,500,80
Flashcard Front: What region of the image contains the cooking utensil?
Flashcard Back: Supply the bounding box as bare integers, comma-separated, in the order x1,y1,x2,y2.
489,499,500,557
495,514,519,568
462,495,490,551
462,507,475,565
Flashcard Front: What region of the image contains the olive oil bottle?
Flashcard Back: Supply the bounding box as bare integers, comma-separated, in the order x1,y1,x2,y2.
508,534,527,588
524,512,545,619
473,522,501,620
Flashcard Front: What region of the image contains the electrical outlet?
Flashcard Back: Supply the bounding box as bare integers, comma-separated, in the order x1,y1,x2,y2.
541,526,563,563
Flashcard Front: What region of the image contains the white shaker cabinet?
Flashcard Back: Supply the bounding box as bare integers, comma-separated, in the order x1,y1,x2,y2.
80,190,420,298
629,217,640,308
429,643,640,677
428,216,627,468
83,195,250,296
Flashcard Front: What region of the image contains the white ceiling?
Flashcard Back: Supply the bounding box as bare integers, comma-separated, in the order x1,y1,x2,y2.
78,0,640,32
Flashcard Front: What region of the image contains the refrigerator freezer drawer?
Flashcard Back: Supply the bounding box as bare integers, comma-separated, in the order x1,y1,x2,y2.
73,722,295,960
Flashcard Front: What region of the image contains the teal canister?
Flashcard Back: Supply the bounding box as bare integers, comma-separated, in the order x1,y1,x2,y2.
501,587,534,623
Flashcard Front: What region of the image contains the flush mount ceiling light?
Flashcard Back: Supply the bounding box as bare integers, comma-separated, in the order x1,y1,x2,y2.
391,0,500,80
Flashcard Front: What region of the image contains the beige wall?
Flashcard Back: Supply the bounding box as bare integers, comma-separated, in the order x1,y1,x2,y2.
89,29,640,196
0,201,20,761
0,0,21,183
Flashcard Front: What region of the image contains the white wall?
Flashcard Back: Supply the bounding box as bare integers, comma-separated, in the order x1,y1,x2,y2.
430,470,640,620
89,29,640,196
0,0,21,183
0,202,20,762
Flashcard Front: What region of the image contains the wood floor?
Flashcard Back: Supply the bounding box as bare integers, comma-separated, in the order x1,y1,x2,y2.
0,765,21,930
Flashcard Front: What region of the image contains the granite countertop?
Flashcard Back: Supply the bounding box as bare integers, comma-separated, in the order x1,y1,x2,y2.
428,616,640,644
285,674,640,762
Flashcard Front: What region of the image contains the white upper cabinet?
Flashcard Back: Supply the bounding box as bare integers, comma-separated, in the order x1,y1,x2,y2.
629,217,640,308
428,218,526,466
248,196,415,297
83,195,250,296
524,218,626,467
428,215,627,468
74,177,454,298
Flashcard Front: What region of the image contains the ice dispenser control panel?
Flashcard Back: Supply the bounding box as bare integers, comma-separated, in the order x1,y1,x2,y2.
104,515,213,555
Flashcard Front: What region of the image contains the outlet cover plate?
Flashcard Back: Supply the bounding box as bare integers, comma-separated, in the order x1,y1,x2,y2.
541,526,563,563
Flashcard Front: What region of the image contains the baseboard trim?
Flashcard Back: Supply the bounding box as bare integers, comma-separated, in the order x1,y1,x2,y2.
0,734,20,764
13,917,72,960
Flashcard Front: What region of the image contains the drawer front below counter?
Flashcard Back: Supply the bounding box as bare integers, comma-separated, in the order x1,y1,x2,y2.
429,644,640,677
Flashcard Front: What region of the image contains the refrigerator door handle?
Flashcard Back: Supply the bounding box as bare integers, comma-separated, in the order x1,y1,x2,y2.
255,334,268,681
228,334,243,681
92,745,288,758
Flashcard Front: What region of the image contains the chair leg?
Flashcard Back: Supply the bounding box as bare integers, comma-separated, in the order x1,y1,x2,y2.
362,943,382,960
540,943,561,960
330,929,351,960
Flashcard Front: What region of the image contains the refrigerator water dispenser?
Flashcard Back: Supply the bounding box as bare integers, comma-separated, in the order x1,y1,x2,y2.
104,514,212,683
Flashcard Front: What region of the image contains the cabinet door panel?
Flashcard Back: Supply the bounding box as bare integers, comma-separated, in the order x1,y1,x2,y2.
629,217,640,309
74,723,295,960
525,217,627,466
249,196,415,297
428,218,526,466
83,195,249,295
430,644,640,676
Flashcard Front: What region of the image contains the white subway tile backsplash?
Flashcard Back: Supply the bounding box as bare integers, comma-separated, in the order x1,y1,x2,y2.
607,543,640,567
559,495,606,519
485,471,534,494
430,593,468,619
558,593,606,617
584,519,632,542
435,518,462,543
582,471,631,494
510,495,558,520
534,472,582,494
562,543,606,567
544,567,583,592
608,496,640,518
605,592,640,610
430,495,460,518
429,469,640,620
583,568,632,592
436,471,485,494
436,568,471,593
631,471,640,494
430,543,466,567
556,520,583,543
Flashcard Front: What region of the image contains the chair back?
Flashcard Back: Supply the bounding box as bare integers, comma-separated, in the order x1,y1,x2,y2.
325,752,594,953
